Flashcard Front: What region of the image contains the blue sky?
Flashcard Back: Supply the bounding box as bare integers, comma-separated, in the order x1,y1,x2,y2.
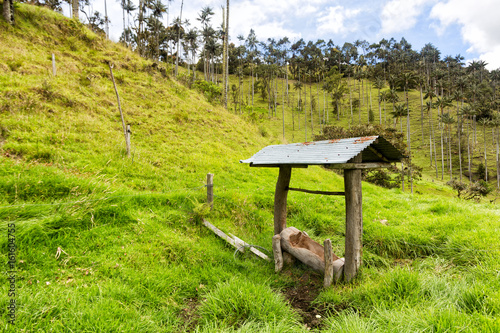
71,0,500,70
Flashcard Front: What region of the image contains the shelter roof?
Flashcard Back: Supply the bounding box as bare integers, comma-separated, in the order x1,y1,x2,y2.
240,136,404,167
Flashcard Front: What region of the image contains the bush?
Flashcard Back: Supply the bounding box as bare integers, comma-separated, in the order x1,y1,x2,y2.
192,80,222,104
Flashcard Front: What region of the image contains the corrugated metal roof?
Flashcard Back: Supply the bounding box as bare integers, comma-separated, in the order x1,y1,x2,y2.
240,136,404,166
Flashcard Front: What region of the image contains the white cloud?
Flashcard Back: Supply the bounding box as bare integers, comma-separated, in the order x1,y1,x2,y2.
430,0,500,69
380,0,435,35
316,6,361,36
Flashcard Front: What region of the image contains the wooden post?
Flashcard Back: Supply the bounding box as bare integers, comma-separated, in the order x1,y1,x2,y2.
272,234,283,273
52,54,56,76
344,154,363,282
207,173,214,209
324,239,333,287
126,125,131,157
274,166,291,235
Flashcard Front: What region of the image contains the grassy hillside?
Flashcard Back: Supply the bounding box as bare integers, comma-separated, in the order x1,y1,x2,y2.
1,3,500,332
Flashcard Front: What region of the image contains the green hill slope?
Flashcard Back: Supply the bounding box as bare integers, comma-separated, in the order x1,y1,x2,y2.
1,3,500,332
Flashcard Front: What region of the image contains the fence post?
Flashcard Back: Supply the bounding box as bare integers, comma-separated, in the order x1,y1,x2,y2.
126,125,131,157
207,173,214,209
52,53,56,76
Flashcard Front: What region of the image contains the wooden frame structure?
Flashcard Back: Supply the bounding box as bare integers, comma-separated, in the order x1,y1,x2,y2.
241,136,404,283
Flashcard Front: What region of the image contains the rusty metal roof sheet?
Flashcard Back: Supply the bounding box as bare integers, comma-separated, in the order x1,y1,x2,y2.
240,136,404,166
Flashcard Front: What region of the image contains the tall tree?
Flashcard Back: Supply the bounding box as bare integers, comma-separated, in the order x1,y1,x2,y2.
373,76,385,124
175,0,184,77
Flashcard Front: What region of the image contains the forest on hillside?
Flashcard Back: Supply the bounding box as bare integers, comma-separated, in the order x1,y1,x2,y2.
4,0,500,196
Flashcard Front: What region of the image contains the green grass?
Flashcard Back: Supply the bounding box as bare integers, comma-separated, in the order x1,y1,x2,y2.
1,3,500,332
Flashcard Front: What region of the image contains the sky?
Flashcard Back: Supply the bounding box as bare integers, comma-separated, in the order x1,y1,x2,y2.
66,0,500,70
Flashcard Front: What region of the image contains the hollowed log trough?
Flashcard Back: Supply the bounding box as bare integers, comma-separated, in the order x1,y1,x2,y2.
273,227,345,287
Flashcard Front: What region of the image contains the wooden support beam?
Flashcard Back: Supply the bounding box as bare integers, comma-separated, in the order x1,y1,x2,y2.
274,166,292,235
288,187,345,196
344,154,363,282
327,162,393,170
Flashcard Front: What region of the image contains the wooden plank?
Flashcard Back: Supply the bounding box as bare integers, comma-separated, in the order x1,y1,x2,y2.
274,166,292,235
324,239,333,287
230,234,270,261
202,219,242,252
327,162,393,170
272,234,283,272
344,154,363,282
288,187,344,196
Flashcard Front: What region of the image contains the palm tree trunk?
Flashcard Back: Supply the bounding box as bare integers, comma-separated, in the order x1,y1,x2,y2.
440,124,445,180
448,125,453,180
72,0,79,20
420,86,424,144
310,84,313,136
349,77,353,128
406,88,413,193
458,116,463,182
304,84,307,141
282,76,285,140
175,0,184,77
496,127,499,189
484,124,488,181
467,118,472,183
378,89,382,125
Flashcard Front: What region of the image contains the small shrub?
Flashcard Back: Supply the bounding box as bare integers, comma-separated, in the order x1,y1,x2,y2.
447,179,468,198
476,162,488,181
464,180,492,201
192,80,222,104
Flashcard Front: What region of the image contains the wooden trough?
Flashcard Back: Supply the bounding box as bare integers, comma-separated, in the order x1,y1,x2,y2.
241,136,404,284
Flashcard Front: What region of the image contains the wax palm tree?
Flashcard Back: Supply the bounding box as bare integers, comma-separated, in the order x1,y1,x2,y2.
478,118,490,181
461,105,476,183
373,76,385,124
387,89,400,127
440,112,455,180
197,6,214,80
491,112,500,189
293,81,303,131
391,103,408,132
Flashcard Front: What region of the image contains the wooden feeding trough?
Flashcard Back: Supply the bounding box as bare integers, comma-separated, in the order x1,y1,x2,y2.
240,136,404,285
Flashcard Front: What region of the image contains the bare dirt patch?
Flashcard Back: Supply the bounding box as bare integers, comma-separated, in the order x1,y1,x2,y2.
281,270,329,330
